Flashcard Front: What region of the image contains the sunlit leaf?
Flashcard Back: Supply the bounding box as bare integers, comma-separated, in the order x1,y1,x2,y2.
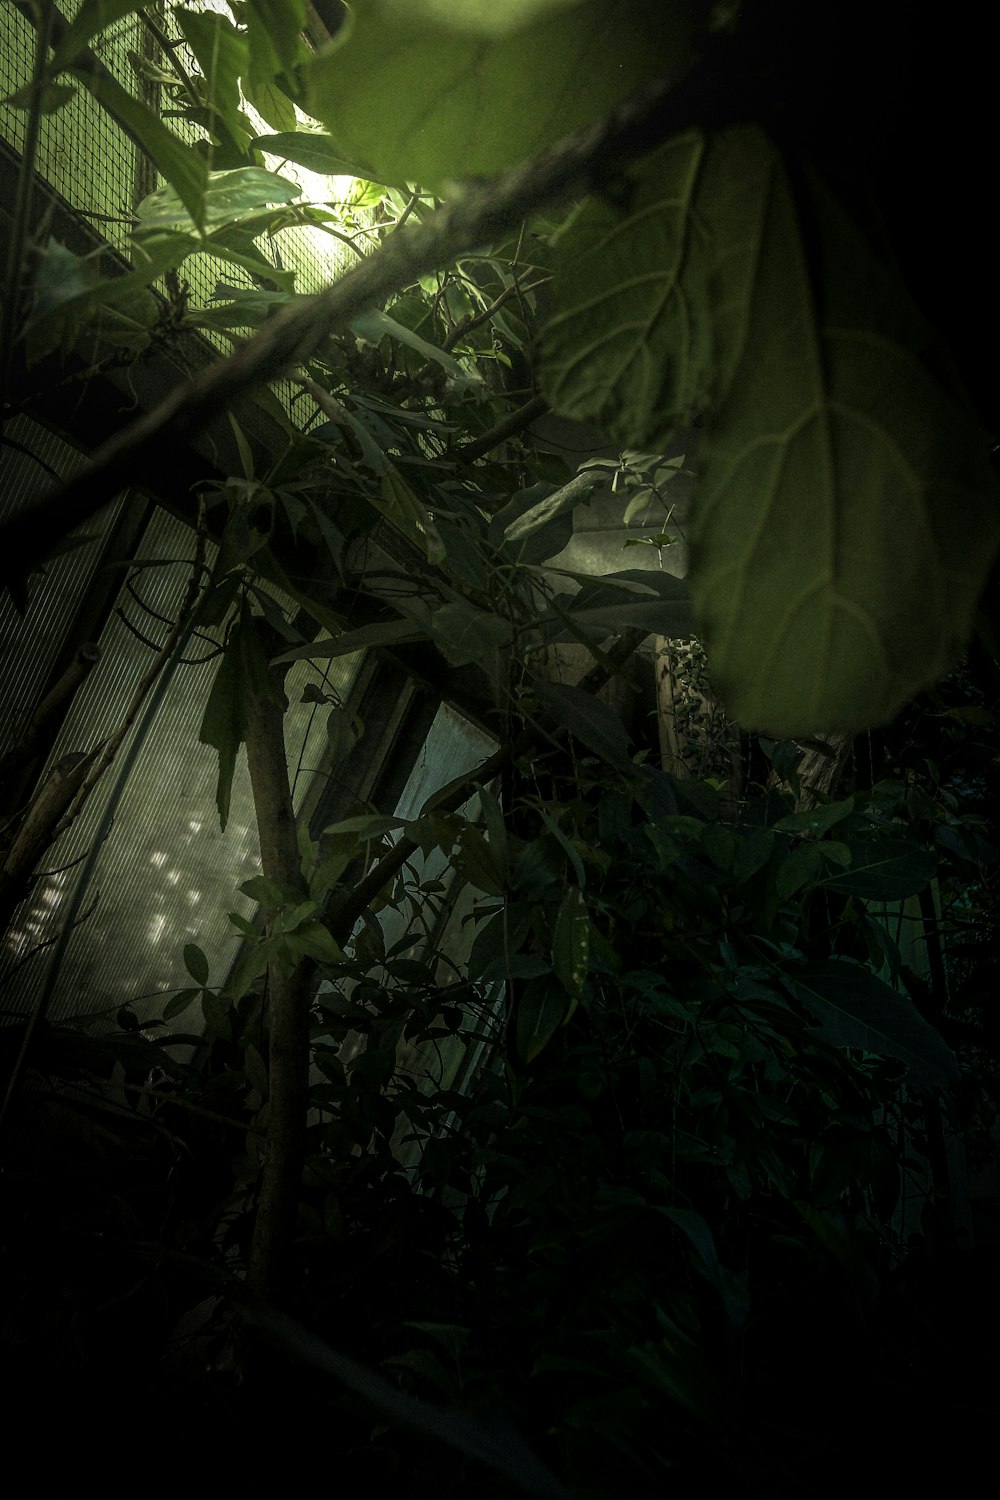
305,0,693,186
134,167,300,237
251,130,359,175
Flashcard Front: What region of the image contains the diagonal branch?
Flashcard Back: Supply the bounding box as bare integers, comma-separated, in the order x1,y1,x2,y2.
1,36,745,597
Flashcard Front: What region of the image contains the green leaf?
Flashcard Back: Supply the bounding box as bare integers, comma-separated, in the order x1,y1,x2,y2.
72,66,208,228
305,0,693,186
183,943,210,987
561,570,695,637
551,887,590,1001
533,679,634,772
134,167,300,238
474,784,509,885
228,937,280,1002
375,468,446,565
272,617,425,665
3,81,77,114
282,919,344,964
247,0,309,85
25,234,192,362
244,1042,269,1095
351,309,481,391
241,77,298,134
817,840,937,901
517,976,572,1063
240,875,305,906
198,603,282,830
452,825,506,897
774,797,856,836
501,470,601,545
538,130,726,446
50,0,148,71
784,958,959,1087
251,131,359,175
322,813,406,839
175,6,249,147
429,603,511,668
228,911,259,938
541,125,1000,734
657,1207,722,1292
163,987,201,1021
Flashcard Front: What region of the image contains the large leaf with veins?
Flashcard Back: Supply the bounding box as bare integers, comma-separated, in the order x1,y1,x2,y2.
540,126,1000,735
304,0,693,187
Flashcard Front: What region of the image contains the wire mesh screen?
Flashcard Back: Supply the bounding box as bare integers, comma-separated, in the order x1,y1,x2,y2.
0,2,365,415
0,414,127,756
0,504,362,1028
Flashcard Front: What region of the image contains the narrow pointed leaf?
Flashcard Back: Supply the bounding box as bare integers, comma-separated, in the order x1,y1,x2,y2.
784,958,959,1087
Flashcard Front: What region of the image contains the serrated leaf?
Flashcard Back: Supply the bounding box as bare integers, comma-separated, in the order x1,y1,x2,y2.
784,958,959,1087
533,679,634,772
516,975,573,1063
305,0,693,187
183,943,210,986
551,887,590,1000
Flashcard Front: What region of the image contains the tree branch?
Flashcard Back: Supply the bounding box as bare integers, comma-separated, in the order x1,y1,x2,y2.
1,38,743,596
